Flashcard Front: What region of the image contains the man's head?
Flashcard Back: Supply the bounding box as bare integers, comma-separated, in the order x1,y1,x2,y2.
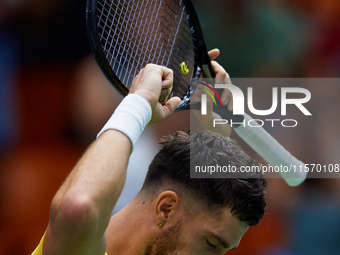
139,131,266,254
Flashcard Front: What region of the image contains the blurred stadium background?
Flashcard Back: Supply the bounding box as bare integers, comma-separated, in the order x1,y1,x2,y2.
0,0,339,254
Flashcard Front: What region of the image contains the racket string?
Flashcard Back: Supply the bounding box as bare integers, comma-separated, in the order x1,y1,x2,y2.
96,0,194,97
98,0,162,86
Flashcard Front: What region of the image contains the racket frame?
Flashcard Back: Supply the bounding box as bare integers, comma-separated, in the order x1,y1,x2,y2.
86,0,129,96
86,0,216,111
86,0,307,186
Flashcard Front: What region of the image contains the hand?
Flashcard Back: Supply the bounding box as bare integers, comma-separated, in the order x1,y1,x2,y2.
129,64,181,124
193,49,233,136
207,49,233,110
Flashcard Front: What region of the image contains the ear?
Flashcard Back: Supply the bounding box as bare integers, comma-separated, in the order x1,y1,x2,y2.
154,191,182,227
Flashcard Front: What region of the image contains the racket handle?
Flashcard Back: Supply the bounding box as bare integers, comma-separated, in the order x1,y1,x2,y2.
195,88,307,186
233,113,307,186
212,105,244,126
213,107,307,186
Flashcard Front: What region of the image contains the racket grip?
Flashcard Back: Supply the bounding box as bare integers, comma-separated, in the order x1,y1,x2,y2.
233,113,307,186
212,105,244,126
212,104,307,186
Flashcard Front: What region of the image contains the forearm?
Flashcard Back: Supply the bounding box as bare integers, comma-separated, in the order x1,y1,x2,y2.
51,130,130,222
44,130,131,255
50,93,153,228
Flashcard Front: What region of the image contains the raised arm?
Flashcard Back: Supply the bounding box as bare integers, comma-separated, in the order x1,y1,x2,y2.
42,64,180,255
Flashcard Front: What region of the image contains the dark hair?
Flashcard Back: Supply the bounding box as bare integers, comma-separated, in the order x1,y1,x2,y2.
142,131,266,226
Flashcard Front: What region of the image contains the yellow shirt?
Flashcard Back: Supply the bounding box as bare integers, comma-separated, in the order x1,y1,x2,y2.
31,233,108,255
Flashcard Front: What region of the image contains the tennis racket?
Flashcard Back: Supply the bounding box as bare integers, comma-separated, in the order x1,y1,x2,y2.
86,0,307,186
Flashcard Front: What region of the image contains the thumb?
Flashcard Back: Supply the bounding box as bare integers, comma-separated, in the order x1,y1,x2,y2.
149,96,181,124
162,96,181,117
207,48,220,61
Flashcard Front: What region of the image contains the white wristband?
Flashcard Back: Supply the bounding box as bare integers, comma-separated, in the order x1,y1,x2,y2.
97,94,152,151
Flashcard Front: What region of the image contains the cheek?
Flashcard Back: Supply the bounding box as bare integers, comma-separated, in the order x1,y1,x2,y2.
175,228,205,254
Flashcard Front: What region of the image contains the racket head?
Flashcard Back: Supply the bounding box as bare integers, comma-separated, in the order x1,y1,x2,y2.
86,0,214,111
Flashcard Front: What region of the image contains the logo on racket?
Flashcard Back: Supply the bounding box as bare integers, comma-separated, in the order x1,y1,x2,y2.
179,62,190,75
197,82,223,107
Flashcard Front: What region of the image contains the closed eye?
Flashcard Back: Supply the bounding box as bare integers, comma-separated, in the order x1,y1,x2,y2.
206,239,217,249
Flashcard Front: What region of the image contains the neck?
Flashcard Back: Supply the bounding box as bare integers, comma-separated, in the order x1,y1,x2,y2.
106,195,156,255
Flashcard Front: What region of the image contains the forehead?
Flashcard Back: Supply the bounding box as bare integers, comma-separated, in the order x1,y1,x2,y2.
185,207,249,249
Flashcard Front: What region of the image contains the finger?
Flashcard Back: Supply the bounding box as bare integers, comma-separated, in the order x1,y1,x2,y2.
159,87,171,103
160,66,173,86
221,89,232,106
160,69,173,90
159,67,173,103
208,49,220,61
142,64,171,84
162,96,181,117
211,61,230,80
227,97,233,111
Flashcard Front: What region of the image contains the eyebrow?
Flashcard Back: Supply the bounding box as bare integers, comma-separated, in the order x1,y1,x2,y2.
210,233,238,250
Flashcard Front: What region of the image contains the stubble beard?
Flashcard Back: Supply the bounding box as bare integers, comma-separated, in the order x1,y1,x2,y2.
144,220,182,255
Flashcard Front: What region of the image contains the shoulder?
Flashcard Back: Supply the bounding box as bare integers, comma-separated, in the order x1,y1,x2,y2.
31,232,109,255
31,233,46,255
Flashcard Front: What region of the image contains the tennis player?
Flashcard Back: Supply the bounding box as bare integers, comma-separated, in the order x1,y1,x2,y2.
32,53,266,255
